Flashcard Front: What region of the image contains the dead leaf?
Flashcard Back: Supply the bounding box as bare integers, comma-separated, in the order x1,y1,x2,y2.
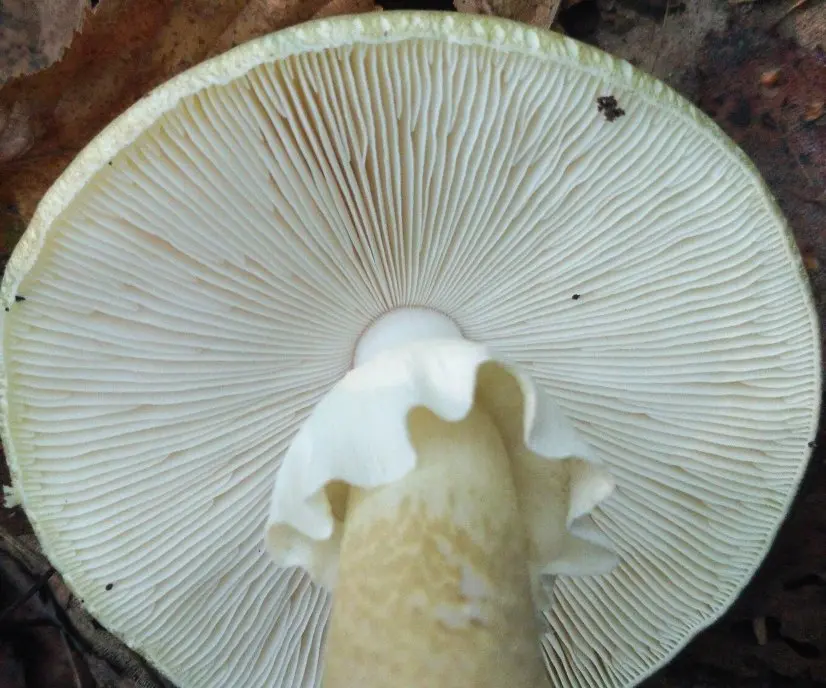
0,0,376,272
0,101,33,163
789,3,826,54
760,67,784,87
595,0,728,96
0,0,88,84
804,100,825,122
314,0,382,18
454,0,562,30
212,0,378,54
746,0,826,55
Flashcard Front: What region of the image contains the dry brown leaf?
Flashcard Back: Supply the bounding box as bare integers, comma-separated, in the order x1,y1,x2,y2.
804,100,825,122
0,0,87,83
0,101,33,161
745,0,826,54
454,0,562,30
775,0,825,50
212,0,379,54
595,0,728,95
0,0,377,268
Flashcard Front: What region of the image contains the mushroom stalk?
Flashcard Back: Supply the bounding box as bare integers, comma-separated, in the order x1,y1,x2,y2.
266,309,617,687
323,404,549,688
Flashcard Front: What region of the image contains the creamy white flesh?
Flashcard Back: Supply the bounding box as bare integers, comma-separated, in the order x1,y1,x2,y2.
325,405,547,687
266,309,616,686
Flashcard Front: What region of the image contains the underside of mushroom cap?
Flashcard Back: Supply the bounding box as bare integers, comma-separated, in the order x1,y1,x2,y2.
0,11,820,688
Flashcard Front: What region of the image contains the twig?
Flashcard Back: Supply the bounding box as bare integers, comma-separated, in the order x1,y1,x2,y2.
0,529,50,572
769,0,813,29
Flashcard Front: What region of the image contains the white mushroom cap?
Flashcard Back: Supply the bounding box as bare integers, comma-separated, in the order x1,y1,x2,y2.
0,12,820,688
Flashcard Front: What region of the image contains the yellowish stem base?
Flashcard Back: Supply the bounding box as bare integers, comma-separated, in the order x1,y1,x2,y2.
322,404,549,688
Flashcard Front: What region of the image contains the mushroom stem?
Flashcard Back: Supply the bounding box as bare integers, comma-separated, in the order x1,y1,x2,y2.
322,403,550,688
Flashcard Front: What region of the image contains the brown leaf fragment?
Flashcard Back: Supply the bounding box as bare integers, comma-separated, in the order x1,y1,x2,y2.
788,2,826,53
212,0,378,56
803,100,825,122
769,0,814,30
802,246,820,271
0,0,88,83
595,0,728,96
314,0,380,19
753,616,769,646
752,0,826,54
759,68,783,87
0,101,33,163
454,0,562,29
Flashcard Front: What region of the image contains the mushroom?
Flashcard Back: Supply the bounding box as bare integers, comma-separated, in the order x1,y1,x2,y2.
0,11,819,688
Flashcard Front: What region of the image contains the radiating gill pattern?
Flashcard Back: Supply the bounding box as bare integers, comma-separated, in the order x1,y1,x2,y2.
4,35,818,688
